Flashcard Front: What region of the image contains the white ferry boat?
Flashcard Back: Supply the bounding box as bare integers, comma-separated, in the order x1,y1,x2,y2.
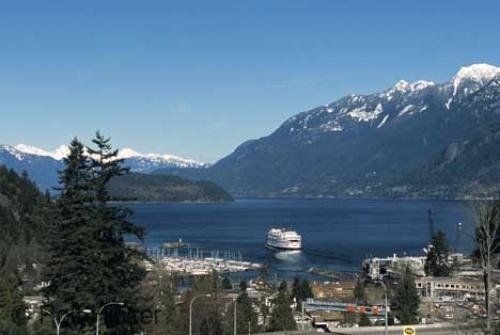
266,228,302,250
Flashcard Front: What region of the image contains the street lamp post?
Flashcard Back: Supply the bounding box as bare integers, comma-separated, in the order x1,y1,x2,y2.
50,311,73,335
189,294,211,335
44,309,91,335
233,297,237,335
95,302,125,335
379,281,389,335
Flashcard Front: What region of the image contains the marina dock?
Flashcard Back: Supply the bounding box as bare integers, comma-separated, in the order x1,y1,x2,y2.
147,246,263,275
159,256,262,275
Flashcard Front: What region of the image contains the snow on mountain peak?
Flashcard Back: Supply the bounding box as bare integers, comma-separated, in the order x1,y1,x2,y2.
411,80,436,91
14,144,69,160
9,143,205,167
444,63,500,109
454,63,500,83
117,148,144,159
51,145,70,160
14,144,52,157
389,79,435,93
383,79,435,101
392,80,410,91
452,63,500,95
116,148,204,166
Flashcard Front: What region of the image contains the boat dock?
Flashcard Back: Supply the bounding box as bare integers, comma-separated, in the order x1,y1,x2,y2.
147,246,262,275
159,256,262,275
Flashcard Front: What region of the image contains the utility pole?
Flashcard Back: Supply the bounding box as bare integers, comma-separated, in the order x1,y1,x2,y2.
428,209,435,242
378,281,389,335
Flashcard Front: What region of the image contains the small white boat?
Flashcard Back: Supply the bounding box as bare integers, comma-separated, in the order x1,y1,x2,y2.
266,228,302,250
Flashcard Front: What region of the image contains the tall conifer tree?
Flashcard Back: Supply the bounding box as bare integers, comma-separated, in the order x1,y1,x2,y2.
391,267,420,325
268,281,297,331
42,138,96,328
424,230,450,276
236,280,258,334
87,131,145,333
43,134,146,333
291,277,313,311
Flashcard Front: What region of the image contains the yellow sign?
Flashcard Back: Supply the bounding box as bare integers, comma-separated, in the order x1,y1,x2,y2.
403,326,416,335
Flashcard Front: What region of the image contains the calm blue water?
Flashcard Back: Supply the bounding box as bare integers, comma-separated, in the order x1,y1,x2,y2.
128,198,473,278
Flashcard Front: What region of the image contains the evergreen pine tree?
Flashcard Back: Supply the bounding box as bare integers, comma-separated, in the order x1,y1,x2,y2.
199,311,223,335
221,276,232,290
0,166,51,334
157,284,179,334
0,272,27,334
86,131,146,333
268,281,297,331
145,271,179,335
42,134,146,333
291,277,312,311
353,277,366,304
424,230,450,276
391,267,420,325
258,297,269,332
42,138,96,330
300,279,312,300
180,272,224,335
236,280,258,334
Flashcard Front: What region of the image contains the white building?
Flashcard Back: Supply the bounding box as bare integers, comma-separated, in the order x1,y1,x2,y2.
364,254,426,280
415,276,484,301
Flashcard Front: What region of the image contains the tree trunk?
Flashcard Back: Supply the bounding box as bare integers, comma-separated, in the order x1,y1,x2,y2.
485,261,492,334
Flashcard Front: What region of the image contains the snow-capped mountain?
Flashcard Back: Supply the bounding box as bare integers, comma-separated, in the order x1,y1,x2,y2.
0,145,63,191
179,63,500,198
0,144,207,190
275,63,500,138
12,144,71,160
116,147,206,172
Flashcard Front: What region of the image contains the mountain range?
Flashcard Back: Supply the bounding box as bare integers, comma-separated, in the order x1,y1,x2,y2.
166,63,500,199
3,63,500,199
0,144,207,191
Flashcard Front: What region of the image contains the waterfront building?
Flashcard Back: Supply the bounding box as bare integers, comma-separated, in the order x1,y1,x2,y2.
415,276,484,301
364,254,426,280
311,281,356,302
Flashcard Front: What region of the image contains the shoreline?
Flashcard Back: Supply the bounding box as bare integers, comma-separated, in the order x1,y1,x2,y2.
112,196,477,205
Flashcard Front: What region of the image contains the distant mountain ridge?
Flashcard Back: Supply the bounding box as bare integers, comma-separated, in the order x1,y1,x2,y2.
107,173,233,203
0,144,207,190
169,63,500,198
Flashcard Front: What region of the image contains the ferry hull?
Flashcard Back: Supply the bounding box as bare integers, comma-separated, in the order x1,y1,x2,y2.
266,240,301,250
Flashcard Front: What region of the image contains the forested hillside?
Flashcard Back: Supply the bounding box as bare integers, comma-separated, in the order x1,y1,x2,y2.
0,133,149,334
108,173,234,202
0,167,50,332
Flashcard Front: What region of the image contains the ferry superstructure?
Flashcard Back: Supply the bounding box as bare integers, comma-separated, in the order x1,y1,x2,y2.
266,228,302,250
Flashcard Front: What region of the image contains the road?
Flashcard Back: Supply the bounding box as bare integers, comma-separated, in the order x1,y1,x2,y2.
256,323,483,335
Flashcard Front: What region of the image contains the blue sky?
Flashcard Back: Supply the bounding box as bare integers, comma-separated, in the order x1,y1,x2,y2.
1,0,499,162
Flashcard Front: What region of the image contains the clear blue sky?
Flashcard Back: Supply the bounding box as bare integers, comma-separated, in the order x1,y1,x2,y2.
1,0,499,162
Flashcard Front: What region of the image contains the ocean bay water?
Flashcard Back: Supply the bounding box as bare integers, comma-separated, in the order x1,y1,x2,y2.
129,198,473,278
